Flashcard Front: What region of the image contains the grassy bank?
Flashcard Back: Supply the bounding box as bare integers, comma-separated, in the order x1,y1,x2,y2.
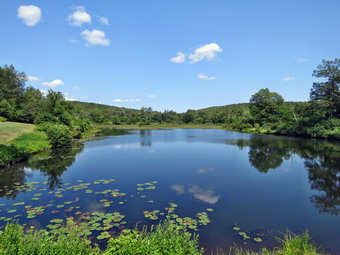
0,122,51,167
0,222,325,255
0,122,35,144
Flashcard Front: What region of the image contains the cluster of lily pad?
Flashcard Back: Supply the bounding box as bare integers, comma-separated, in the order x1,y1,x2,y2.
45,211,127,240
232,224,263,243
142,203,213,232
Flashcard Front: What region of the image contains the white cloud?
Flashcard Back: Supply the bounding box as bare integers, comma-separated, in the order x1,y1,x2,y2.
65,96,76,101
189,43,222,63
68,6,91,26
148,95,156,98
71,86,80,90
170,52,186,63
81,29,110,46
42,79,64,88
197,74,216,81
78,96,88,99
113,98,141,103
17,5,42,27
69,39,78,43
39,89,48,96
27,76,39,82
99,17,110,25
283,77,296,82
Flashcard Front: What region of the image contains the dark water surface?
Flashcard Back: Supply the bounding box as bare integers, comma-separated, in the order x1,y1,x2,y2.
1,129,340,254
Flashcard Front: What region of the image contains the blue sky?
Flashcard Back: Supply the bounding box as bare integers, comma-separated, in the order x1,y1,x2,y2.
1,0,339,112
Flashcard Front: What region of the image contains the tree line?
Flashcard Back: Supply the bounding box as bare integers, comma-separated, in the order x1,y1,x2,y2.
1,58,339,140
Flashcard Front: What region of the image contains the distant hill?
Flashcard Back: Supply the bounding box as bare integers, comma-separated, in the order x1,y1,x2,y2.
70,101,139,117
197,101,308,113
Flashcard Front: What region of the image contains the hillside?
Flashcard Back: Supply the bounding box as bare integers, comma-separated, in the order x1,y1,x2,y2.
71,101,139,117
197,101,308,114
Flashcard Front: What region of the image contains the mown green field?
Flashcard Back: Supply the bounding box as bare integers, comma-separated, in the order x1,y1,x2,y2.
0,122,35,144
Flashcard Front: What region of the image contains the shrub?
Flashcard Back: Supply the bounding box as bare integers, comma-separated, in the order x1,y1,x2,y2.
0,144,26,167
104,221,203,255
37,123,73,148
0,116,6,122
0,223,99,255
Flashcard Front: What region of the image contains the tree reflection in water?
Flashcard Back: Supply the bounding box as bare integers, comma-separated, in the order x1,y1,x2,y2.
235,135,340,215
0,143,84,199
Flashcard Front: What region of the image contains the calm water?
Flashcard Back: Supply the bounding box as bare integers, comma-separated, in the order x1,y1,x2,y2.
1,129,340,254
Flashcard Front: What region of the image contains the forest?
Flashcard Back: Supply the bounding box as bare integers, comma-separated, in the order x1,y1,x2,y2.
1,58,340,143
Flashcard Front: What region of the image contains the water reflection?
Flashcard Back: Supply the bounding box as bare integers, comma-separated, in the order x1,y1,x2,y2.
0,164,31,199
0,144,84,198
233,135,340,215
188,185,220,204
171,184,220,204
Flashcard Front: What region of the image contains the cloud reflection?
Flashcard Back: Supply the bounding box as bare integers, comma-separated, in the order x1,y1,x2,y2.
188,185,220,204
196,167,215,174
170,184,185,195
170,184,220,204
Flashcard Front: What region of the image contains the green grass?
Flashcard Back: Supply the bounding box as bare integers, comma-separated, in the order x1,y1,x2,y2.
215,231,325,255
0,122,35,144
10,131,51,154
0,223,325,255
104,221,203,255
0,123,51,167
0,223,100,255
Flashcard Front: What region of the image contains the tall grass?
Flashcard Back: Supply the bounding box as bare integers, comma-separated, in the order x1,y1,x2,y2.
104,221,204,255
0,223,326,255
0,223,100,255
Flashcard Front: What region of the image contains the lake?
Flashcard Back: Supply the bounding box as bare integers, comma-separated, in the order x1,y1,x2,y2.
1,128,340,254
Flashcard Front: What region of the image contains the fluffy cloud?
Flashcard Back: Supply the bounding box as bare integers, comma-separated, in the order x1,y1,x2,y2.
71,86,80,90
170,52,186,63
39,89,48,96
99,17,110,25
68,6,91,26
17,5,42,27
81,29,110,46
27,76,39,82
148,95,156,98
42,79,64,88
189,43,222,63
283,77,296,82
197,74,216,81
113,98,141,103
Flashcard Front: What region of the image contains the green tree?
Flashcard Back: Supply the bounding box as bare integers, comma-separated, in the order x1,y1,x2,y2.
249,88,285,125
310,58,340,118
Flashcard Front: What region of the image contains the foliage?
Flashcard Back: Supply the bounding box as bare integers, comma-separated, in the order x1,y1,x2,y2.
0,223,100,255
37,122,73,148
0,116,7,122
249,88,285,125
310,58,340,119
104,221,203,255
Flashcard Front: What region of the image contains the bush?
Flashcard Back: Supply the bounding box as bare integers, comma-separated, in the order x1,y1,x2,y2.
0,144,26,167
0,223,99,255
104,221,203,255
37,123,73,148
0,116,6,122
